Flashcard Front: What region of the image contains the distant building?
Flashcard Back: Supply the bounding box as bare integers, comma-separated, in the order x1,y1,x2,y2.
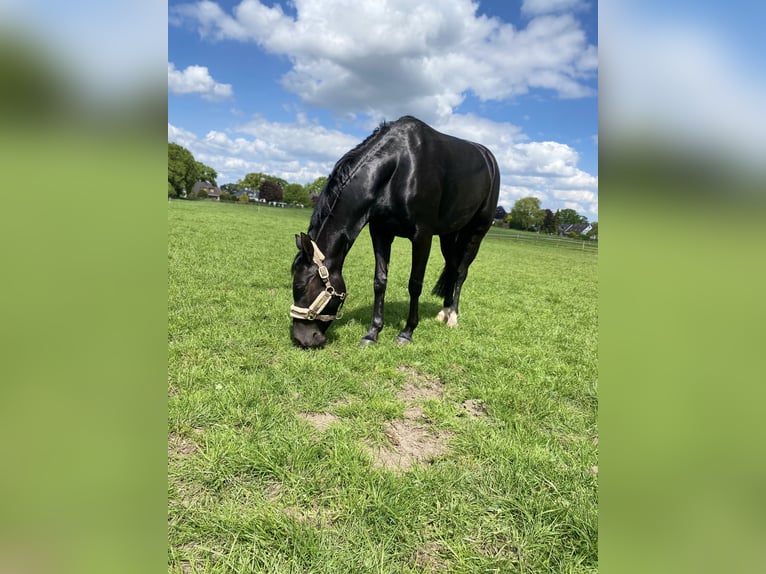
558,223,592,236
191,181,221,201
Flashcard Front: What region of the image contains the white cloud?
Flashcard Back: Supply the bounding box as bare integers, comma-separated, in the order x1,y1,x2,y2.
168,116,359,184
168,123,199,149
168,62,233,101
172,0,597,122
494,140,597,218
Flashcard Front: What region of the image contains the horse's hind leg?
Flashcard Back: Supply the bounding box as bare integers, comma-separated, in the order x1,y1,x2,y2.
443,224,491,328
434,233,459,325
361,225,394,345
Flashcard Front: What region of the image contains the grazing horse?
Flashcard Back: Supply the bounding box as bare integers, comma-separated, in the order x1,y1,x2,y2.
290,115,499,348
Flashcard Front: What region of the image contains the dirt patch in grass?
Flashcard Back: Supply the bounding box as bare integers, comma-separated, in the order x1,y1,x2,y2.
283,504,336,528
459,399,487,417
396,365,445,402
298,412,339,432
168,432,197,457
404,406,425,420
412,542,448,572
172,479,205,507
369,420,452,472
364,366,453,472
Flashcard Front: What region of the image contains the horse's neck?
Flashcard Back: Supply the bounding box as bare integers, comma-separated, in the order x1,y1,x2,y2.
313,189,373,268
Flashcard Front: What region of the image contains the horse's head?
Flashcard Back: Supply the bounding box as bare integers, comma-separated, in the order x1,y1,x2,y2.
290,232,347,348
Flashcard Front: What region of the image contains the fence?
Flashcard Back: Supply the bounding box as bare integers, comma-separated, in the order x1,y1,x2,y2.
486,229,598,253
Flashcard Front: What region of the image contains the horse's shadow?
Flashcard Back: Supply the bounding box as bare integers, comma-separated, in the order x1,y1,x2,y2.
338,300,443,331
287,300,444,348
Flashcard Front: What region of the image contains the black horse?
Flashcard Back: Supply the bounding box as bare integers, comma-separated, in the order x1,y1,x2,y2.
290,115,499,348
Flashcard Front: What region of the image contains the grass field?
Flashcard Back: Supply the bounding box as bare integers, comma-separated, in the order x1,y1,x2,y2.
168,200,598,573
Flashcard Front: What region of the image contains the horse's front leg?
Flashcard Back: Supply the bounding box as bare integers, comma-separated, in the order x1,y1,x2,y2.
396,231,433,344
361,228,393,345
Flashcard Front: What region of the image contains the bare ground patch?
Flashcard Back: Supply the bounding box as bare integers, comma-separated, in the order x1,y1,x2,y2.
459,399,487,417
298,412,339,432
412,542,448,572
168,432,198,458
396,365,445,402
171,479,205,507
363,366,454,471
369,420,452,472
283,504,336,528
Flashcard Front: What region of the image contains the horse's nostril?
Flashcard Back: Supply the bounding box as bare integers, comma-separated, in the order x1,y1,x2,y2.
313,332,326,346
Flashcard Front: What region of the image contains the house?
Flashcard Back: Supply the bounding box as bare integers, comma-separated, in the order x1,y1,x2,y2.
558,223,592,236
191,181,221,201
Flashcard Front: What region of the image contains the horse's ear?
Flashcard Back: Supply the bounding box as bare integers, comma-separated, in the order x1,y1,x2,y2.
297,232,314,258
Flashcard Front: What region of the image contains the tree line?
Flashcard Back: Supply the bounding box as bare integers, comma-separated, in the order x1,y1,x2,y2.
168,143,597,237
497,197,597,238
167,142,326,206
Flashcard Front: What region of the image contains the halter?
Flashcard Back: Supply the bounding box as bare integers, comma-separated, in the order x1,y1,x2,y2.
290,240,347,322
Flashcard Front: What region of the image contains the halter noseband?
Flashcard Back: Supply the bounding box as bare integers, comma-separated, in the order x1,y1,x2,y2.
290,240,347,322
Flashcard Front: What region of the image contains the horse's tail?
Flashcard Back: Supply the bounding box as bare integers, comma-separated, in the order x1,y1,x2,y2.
432,266,457,299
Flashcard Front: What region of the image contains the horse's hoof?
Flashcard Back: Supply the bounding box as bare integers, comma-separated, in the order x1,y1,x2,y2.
395,335,412,345
360,337,377,346
436,308,448,322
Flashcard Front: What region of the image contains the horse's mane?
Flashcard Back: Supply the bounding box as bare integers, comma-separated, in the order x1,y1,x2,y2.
309,120,392,236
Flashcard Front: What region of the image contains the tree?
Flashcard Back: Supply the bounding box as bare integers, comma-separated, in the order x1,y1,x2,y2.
585,222,598,240
196,161,218,187
220,183,240,194
268,175,289,190
507,197,544,231
168,143,200,198
558,208,588,225
304,176,328,198
284,183,310,206
540,209,555,234
239,172,268,192
260,179,283,202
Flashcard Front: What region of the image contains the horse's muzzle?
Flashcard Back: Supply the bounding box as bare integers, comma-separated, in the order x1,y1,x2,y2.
291,322,327,349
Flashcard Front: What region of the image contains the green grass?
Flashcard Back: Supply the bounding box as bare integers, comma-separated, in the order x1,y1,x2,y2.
168,200,598,573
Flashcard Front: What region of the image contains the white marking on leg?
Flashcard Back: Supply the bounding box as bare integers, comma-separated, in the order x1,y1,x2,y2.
447,310,458,328
436,308,449,322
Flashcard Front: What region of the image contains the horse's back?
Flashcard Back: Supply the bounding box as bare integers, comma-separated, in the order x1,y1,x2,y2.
387,116,499,234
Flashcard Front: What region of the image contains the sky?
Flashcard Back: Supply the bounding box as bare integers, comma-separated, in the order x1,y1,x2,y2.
169,0,599,218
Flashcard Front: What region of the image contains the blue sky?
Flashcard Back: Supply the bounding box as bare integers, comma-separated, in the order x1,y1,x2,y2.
169,0,599,218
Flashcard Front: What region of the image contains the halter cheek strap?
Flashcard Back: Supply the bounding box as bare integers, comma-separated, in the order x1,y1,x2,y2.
290,240,347,322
